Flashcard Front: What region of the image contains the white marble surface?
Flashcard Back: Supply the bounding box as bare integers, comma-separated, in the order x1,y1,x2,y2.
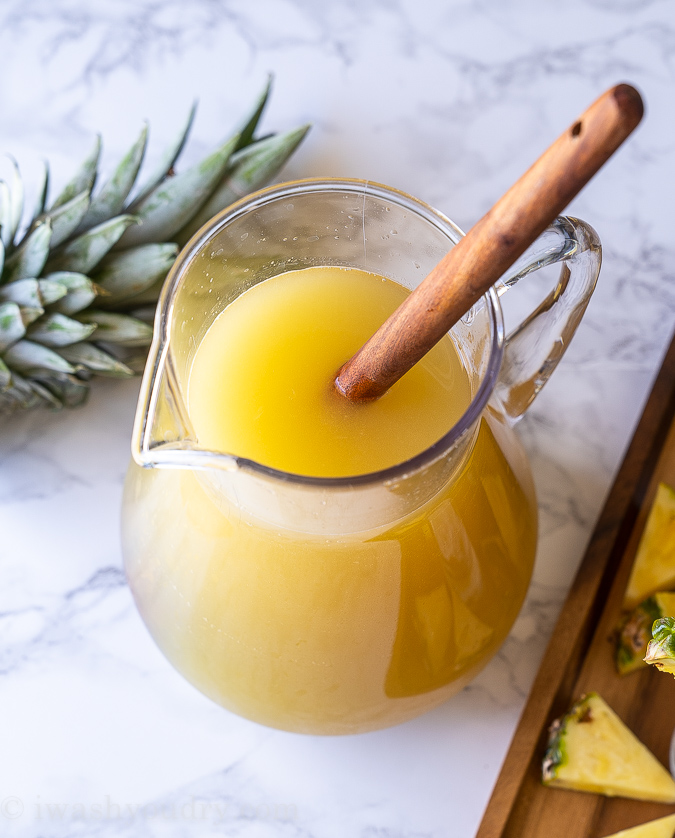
1,1,675,836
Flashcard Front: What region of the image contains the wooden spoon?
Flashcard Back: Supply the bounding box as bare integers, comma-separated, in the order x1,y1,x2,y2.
335,84,644,402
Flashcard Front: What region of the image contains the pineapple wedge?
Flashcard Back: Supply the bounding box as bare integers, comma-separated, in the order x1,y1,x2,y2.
616,592,675,675
624,483,675,609
542,693,675,802
601,814,675,838
644,617,675,678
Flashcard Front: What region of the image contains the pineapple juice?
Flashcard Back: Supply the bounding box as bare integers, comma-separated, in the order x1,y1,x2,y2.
188,266,472,476
123,265,537,733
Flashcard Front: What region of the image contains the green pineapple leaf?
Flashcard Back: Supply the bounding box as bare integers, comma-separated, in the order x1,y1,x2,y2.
1,372,37,408
4,339,76,375
117,133,240,247
38,278,71,306
36,372,90,407
77,310,153,347
0,355,11,389
0,301,27,350
177,124,310,244
59,341,134,377
23,162,50,241
92,243,178,303
27,313,97,347
45,189,90,248
0,159,24,250
50,136,101,211
27,377,64,408
0,278,51,308
127,102,197,211
34,161,50,215
644,616,675,677
45,215,137,275
235,76,272,151
0,181,10,249
46,272,100,315
19,306,44,326
79,124,148,230
2,222,52,284
0,82,310,412
652,616,675,643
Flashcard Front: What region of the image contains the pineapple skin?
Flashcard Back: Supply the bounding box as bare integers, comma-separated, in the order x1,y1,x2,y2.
616,593,675,675
542,692,675,803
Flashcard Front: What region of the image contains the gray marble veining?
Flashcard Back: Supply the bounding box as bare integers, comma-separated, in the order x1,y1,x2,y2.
1,0,674,836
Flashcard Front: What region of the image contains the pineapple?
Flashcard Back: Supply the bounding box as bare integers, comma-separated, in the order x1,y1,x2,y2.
0,78,309,412
644,617,675,678
600,814,675,838
616,592,675,675
542,692,675,803
624,483,675,609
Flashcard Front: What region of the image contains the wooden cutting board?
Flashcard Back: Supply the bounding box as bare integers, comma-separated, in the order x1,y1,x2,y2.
476,332,675,838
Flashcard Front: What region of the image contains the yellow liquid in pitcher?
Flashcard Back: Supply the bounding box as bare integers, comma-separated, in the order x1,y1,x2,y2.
188,266,472,476
123,265,538,733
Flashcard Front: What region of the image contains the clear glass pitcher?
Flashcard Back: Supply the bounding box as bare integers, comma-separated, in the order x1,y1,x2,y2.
122,179,601,734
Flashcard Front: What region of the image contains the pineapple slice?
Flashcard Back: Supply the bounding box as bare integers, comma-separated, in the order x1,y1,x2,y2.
542,693,675,802
624,483,675,609
601,813,675,838
616,592,675,675
645,617,675,678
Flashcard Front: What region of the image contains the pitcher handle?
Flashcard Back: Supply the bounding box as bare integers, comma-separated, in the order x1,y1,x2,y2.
491,215,601,423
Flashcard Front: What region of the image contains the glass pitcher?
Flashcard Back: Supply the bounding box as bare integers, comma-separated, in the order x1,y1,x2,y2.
122,179,601,735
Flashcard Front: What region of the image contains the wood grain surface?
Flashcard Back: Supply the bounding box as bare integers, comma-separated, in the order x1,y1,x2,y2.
476,331,675,838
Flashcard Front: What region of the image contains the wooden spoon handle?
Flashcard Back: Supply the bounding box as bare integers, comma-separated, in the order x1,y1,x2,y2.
335,84,644,402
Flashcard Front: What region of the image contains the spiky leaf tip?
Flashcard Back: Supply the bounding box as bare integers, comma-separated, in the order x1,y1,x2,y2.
176,123,311,244
127,102,197,211
79,123,148,230
50,135,100,211
117,132,240,247
0,158,24,249
43,189,90,248
0,80,310,412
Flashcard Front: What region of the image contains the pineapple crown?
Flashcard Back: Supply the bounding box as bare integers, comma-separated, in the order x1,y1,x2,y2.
646,617,675,664
0,78,309,412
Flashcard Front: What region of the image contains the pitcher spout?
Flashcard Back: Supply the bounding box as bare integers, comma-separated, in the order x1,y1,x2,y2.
131,322,238,472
